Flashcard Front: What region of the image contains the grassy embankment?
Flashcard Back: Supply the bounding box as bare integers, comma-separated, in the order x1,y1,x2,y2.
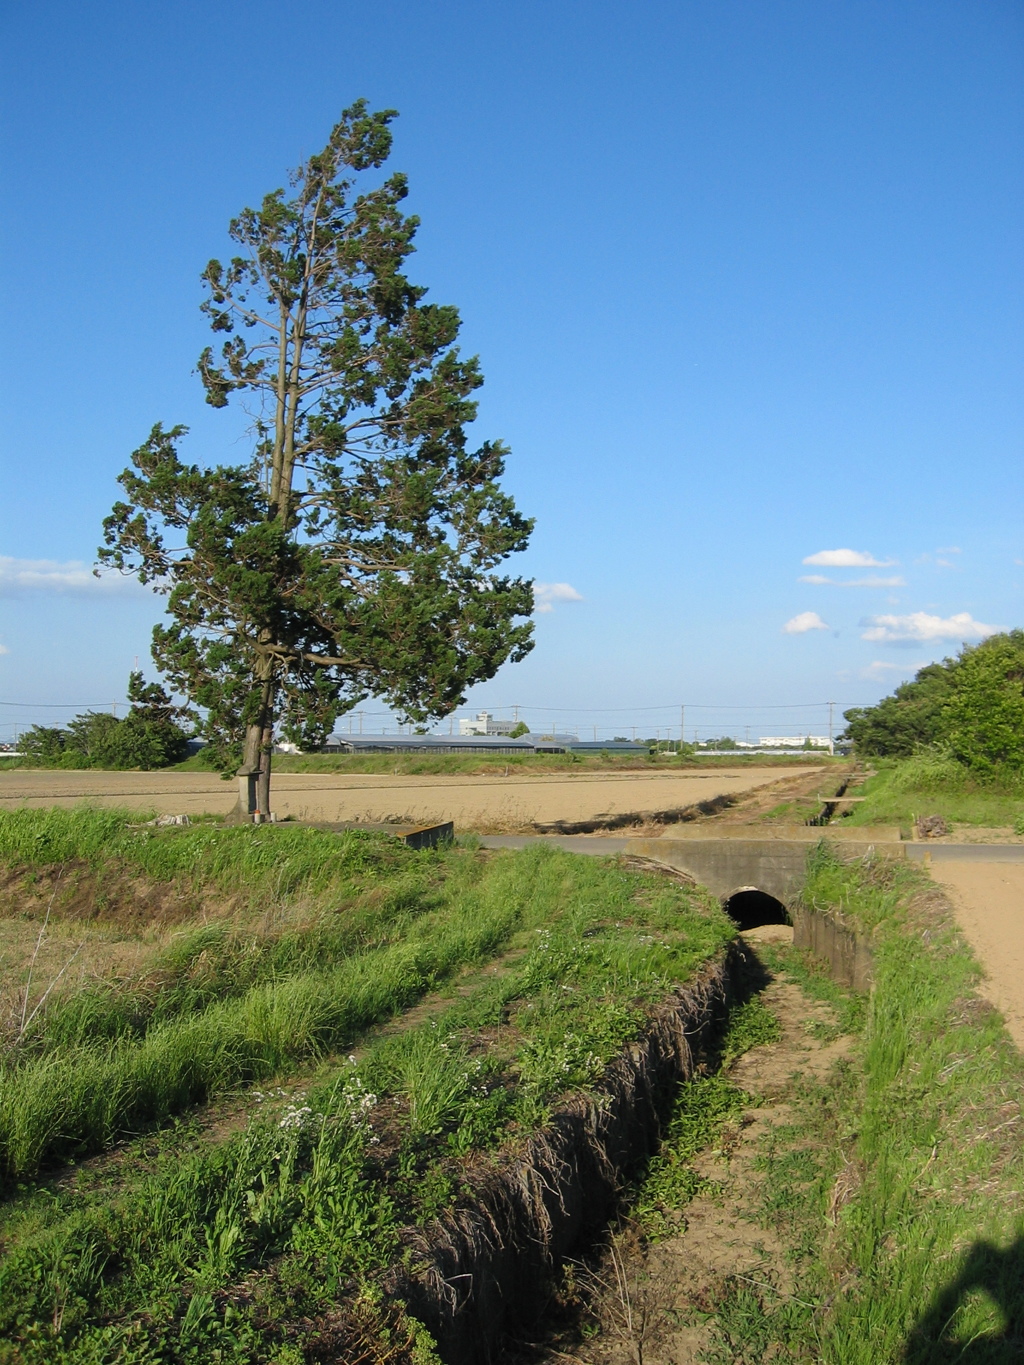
166,749,838,777
836,752,1024,832
0,808,735,1363
669,844,1024,1362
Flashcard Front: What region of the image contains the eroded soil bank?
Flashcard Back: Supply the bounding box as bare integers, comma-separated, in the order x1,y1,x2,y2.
509,926,856,1364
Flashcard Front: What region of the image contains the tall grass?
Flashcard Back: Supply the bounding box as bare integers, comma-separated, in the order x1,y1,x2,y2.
0,806,409,890
0,848,732,1364
753,846,1024,1362
842,753,1024,828
0,851,523,1183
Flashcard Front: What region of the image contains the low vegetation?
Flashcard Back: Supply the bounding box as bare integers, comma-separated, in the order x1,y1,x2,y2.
842,628,1024,773
694,846,1024,1361
0,814,733,1362
837,751,1024,831
10,673,191,772
173,747,835,778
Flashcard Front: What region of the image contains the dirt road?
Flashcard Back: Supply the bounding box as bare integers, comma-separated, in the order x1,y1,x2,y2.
0,766,816,831
928,860,1024,1050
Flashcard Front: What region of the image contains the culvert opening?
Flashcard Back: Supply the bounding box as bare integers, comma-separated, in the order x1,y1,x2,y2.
725,888,791,931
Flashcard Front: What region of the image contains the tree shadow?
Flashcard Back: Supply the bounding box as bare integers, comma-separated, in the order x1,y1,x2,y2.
903,1236,1024,1363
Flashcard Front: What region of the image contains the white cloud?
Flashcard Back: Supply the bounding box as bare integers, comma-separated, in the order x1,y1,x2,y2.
799,574,906,588
860,659,925,680
0,644,8,656
860,611,1000,644
0,556,152,597
783,611,829,634
533,581,584,614
802,548,894,568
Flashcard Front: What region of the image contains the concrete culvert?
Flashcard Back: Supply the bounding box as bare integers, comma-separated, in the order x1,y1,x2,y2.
724,888,791,931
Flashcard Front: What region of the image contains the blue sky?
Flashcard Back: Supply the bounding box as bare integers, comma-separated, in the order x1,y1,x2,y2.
1,0,1021,743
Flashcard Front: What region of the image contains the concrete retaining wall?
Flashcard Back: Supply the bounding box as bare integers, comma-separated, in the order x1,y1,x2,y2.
791,903,875,991
624,826,903,905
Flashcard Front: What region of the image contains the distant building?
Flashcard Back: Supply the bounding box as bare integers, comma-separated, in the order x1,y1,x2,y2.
321,733,534,755
758,735,830,749
458,710,520,736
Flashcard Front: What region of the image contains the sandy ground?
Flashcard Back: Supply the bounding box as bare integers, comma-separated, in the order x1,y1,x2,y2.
0,767,816,831
928,861,1024,1050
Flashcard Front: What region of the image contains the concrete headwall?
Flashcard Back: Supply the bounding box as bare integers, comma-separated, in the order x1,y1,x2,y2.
624,826,903,905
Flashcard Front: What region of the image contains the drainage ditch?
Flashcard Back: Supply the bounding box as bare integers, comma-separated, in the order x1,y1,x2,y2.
374,947,751,1364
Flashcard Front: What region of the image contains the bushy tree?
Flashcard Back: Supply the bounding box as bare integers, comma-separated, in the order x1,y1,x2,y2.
841,662,955,757
16,674,189,771
843,631,1024,774
100,102,533,819
19,726,72,765
944,630,1024,774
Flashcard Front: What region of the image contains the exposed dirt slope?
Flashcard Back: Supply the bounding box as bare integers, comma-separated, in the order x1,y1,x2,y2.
520,930,852,1364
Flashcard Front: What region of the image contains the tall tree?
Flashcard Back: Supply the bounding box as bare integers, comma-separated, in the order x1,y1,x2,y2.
100,102,534,818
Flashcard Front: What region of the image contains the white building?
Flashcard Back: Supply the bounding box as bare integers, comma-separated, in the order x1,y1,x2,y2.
458,710,520,736
758,735,830,749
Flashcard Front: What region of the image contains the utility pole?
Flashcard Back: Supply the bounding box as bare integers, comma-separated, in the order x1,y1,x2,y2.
828,700,835,755
680,704,685,746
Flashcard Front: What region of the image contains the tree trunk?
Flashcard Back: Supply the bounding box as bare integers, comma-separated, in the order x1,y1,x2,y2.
235,673,275,821
256,718,273,820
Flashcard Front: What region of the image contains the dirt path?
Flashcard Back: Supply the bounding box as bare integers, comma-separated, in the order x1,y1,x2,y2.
927,860,1024,1050
0,767,817,831
524,929,851,1364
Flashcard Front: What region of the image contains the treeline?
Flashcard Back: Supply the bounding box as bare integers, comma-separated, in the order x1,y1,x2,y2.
17,672,191,771
842,629,1024,773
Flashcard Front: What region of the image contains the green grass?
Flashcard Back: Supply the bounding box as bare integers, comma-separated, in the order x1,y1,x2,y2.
0,845,733,1364
700,846,1024,1363
168,749,835,777
0,806,410,891
839,753,1024,830
5,828,725,1185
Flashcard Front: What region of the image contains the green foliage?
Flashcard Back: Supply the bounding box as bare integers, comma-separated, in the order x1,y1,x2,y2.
508,720,530,737
632,1075,746,1239
799,840,917,932
944,629,1024,774
842,661,955,757
15,672,190,770
720,995,782,1064
814,857,1024,1362
840,754,1024,830
842,630,1024,774
99,102,534,780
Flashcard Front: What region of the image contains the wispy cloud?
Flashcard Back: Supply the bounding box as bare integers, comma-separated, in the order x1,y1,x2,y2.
0,644,8,656
803,548,894,568
533,581,584,614
0,556,151,598
860,611,1000,644
860,659,925,680
799,574,906,588
783,611,829,634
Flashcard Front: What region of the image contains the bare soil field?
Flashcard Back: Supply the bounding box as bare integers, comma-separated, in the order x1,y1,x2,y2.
928,860,1024,1050
0,765,819,831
